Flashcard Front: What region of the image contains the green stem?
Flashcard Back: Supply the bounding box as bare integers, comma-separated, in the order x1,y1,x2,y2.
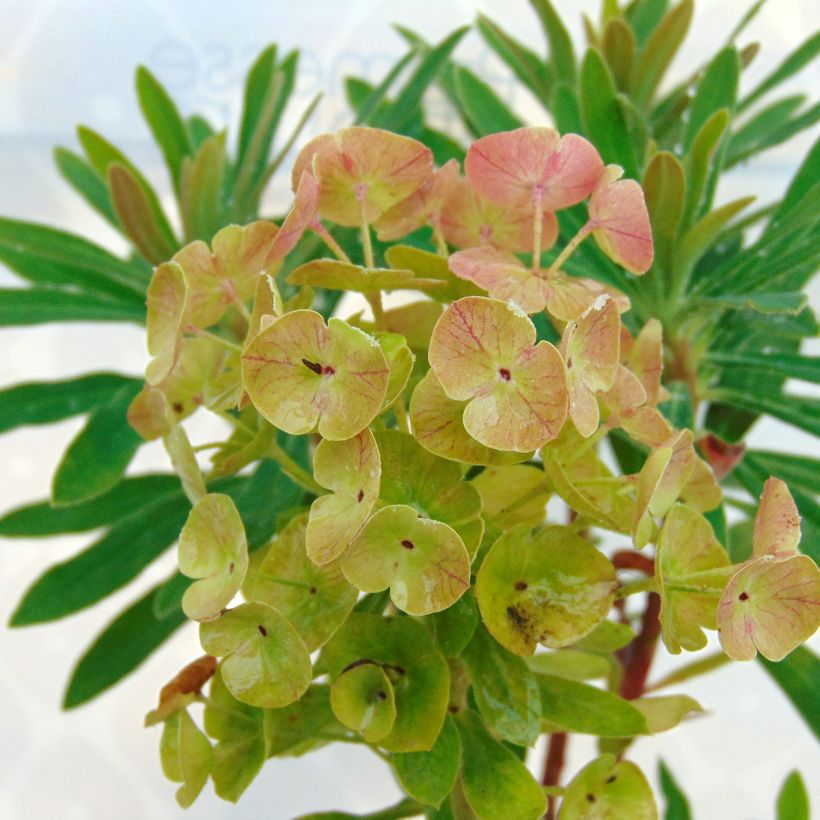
547,221,593,275
192,328,243,354
432,222,449,256
213,409,256,437
616,576,660,599
266,437,325,496
313,221,352,263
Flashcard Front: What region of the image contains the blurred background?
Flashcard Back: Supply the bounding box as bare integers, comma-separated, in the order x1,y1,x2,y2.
0,1,818,818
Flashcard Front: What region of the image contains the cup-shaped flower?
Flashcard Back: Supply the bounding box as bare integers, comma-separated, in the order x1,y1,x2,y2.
448,246,629,319
241,310,389,440
409,370,532,466
718,478,820,661
475,524,617,655
656,504,730,653
465,126,603,211
178,493,249,622
244,514,357,651
341,505,471,616
306,428,381,566
291,126,433,226
330,662,397,744
199,602,311,708
561,295,621,437
428,296,568,452
588,164,654,274
439,176,558,252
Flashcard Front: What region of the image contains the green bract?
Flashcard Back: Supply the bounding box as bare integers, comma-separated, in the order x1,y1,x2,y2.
199,602,311,708
242,311,389,439
476,524,617,655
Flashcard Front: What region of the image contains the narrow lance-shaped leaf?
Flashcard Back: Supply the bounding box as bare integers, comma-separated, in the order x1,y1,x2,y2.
54,147,119,228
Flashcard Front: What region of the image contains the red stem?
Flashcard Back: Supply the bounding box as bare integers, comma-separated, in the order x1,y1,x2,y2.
543,732,567,820
612,550,655,574
618,592,662,700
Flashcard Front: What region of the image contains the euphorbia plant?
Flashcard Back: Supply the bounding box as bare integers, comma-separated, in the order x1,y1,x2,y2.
104,123,819,816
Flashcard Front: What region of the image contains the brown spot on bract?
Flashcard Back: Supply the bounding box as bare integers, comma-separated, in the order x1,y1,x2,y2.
515,580,528,591
739,591,749,601
448,705,459,714
172,401,184,414
507,605,526,628
322,364,336,376
228,562,235,574
302,358,323,375
401,539,415,550
257,624,268,637
309,586,317,595
586,794,596,803
498,367,512,381
376,690,387,701
357,489,364,503
606,775,617,784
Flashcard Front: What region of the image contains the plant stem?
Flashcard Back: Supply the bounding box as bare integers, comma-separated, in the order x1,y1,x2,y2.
432,222,449,256
313,220,352,263
543,732,568,820
616,576,660,599
547,221,593,275
266,438,325,496
619,591,662,700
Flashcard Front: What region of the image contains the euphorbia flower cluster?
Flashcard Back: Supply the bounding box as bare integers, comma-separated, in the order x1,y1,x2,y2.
131,125,820,815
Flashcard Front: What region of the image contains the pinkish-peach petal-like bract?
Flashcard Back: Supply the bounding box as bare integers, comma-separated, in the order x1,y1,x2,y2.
465,127,604,211
242,310,389,440
753,477,802,558
588,164,654,274
428,296,568,452
374,159,460,241
264,171,320,271
561,295,621,437
292,126,434,227
173,221,280,329
440,177,558,252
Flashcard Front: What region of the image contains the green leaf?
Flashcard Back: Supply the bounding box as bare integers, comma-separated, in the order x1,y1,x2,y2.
375,27,469,133
772,135,819,223
709,349,819,382
180,133,226,242
53,147,118,228
759,647,820,740
739,31,820,113
727,101,820,168
453,65,524,136
602,18,637,91
10,487,189,625
776,771,810,820
462,624,542,747
710,389,820,438
676,195,755,283
536,674,649,737
0,372,139,435
109,163,178,264
551,81,584,134
51,382,143,506
352,50,418,125
0,287,145,326
63,576,187,708
726,95,805,162
529,0,576,85
428,591,479,657
681,109,729,231
625,0,670,47
135,65,193,195
642,151,685,272
476,14,553,102
631,0,693,108
684,47,739,152
0,217,149,300
456,710,546,820
187,114,215,149
580,48,639,179
658,381,693,430
701,292,807,316
76,125,177,250
0,474,178,536
393,715,461,808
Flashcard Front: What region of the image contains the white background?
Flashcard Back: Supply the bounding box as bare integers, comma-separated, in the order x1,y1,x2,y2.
0,1,818,818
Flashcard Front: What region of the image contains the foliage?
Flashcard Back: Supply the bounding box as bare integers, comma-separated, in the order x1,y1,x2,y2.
0,2,818,817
